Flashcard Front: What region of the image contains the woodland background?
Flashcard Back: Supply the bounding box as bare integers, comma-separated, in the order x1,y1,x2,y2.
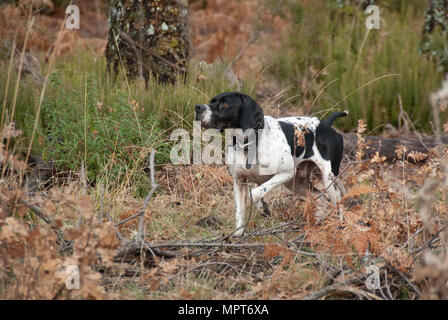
0,0,447,300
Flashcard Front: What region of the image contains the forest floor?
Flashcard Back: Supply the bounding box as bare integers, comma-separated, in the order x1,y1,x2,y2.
0,0,447,300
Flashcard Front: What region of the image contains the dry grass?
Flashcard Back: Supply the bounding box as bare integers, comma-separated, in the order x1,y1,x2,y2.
1,117,447,299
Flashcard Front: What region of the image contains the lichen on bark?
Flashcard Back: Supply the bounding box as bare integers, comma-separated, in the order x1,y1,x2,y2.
105,0,189,84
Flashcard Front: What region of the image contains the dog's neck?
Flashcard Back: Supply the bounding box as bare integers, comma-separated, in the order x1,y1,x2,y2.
230,117,264,169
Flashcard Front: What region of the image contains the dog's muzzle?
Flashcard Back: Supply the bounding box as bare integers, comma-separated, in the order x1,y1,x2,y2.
195,104,211,127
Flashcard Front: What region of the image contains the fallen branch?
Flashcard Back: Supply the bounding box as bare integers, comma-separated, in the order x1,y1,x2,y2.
392,266,422,298
410,226,446,255
116,241,265,258
303,275,365,300
115,238,314,262
342,133,448,163
18,197,54,226
17,197,71,253
334,285,383,300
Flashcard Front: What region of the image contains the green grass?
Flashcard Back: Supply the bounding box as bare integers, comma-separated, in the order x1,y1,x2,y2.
1,48,253,194
268,0,445,133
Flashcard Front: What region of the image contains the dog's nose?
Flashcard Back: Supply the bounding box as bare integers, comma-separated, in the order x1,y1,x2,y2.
195,104,206,113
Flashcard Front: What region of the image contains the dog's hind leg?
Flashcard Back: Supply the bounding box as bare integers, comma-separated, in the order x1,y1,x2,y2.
312,157,344,220
303,156,341,204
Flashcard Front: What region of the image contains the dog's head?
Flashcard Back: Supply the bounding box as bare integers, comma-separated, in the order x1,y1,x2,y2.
195,92,264,131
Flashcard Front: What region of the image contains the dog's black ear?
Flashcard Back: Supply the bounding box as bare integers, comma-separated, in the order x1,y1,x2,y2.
238,94,264,169
238,94,264,131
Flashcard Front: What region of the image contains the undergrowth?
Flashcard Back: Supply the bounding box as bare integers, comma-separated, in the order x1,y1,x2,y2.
0,47,251,193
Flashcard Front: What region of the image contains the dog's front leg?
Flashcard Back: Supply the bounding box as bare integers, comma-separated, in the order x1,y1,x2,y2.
233,178,247,236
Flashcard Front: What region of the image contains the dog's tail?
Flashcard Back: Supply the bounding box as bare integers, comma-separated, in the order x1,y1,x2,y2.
322,110,348,126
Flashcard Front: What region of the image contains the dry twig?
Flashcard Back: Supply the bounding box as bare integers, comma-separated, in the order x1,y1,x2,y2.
115,150,158,241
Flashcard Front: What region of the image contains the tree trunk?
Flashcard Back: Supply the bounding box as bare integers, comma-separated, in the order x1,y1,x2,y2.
105,0,189,84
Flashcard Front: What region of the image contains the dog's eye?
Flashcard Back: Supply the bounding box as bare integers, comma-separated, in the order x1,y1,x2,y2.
221,103,230,109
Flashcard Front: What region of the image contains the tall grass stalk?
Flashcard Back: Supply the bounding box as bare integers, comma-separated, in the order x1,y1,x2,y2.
1,14,34,179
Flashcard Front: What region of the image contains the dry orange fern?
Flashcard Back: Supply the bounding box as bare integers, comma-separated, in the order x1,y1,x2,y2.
343,184,378,200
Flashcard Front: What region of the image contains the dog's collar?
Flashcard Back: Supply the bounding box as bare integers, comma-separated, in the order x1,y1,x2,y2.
231,129,259,150
234,139,254,149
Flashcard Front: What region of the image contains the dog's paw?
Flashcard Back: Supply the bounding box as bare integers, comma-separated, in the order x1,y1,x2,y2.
250,187,263,204
261,199,271,217
255,199,270,217
232,227,245,238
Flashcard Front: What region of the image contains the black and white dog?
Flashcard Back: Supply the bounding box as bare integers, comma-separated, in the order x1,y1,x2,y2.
195,92,347,236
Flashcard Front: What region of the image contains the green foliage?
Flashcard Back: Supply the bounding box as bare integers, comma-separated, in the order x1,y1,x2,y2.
38,72,168,184
264,0,303,25
268,1,445,133
2,48,249,194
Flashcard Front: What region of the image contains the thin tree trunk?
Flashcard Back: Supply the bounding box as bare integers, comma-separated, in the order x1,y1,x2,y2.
105,0,189,84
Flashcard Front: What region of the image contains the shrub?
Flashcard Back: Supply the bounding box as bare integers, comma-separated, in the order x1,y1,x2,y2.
38,71,169,185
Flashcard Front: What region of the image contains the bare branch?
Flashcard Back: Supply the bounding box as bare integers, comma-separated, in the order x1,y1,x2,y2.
303,275,365,300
